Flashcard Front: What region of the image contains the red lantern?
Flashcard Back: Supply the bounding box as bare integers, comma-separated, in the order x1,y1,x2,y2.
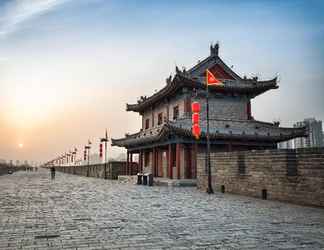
192,113,200,124
192,124,201,139
83,150,87,161
191,101,201,139
191,102,201,113
99,143,103,158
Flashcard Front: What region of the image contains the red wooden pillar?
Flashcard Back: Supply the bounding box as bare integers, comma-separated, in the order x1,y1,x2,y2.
152,148,156,177
185,145,192,179
192,143,198,179
168,144,173,179
138,151,142,173
176,143,181,179
155,148,158,177
141,150,144,172
126,151,129,175
130,153,133,175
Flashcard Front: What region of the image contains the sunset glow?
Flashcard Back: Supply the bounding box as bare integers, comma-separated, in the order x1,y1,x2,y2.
0,0,323,163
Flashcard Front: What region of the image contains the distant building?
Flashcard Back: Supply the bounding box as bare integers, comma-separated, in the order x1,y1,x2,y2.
293,118,323,148
0,159,6,164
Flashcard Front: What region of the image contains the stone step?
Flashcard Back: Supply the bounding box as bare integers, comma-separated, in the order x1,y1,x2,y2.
154,178,197,187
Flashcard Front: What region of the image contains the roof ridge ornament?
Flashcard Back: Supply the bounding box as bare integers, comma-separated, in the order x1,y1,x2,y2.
175,65,181,74
166,75,172,85
210,42,219,57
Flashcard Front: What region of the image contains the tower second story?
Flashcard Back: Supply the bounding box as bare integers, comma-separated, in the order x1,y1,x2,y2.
126,44,278,131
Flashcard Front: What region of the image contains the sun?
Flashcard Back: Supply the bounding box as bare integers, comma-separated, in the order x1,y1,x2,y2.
18,143,24,148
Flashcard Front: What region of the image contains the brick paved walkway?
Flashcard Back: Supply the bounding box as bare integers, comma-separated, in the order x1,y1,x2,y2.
0,170,323,250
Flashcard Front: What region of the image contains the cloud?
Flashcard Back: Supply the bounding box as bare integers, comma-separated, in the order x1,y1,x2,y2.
0,0,70,38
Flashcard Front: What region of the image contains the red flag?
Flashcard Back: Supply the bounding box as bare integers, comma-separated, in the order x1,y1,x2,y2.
206,69,223,86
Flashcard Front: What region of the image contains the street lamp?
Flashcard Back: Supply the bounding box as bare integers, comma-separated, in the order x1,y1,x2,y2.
85,140,91,176
100,129,109,179
72,148,77,166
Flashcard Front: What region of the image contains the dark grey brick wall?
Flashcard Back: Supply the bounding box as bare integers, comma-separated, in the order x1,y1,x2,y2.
56,161,138,179
195,95,248,120
197,148,324,207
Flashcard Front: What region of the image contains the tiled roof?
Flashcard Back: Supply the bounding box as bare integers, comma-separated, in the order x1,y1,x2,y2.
126,46,279,113
126,73,277,112
111,118,306,148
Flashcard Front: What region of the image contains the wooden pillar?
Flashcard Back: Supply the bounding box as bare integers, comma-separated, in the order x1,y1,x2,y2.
130,153,133,175
126,151,129,175
152,148,156,177
139,151,142,173
168,144,173,179
176,143,181,179
186,145,192,179
156,149,158,177
192,143,198,179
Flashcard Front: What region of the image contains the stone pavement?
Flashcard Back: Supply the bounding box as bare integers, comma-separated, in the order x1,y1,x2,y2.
0,170,323,250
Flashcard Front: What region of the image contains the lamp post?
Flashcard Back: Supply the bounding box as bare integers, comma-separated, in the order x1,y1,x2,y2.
100,130,109,179
72,148,77,173
85,140,91,177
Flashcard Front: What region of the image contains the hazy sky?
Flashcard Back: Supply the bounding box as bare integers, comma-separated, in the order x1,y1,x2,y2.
0,0,323,163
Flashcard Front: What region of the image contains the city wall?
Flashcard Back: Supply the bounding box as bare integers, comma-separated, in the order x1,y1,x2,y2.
197,148,324,207
55,161,138,179
0,164,28,176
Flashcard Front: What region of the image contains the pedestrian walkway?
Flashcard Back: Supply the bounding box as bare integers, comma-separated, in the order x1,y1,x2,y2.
0,169,323,249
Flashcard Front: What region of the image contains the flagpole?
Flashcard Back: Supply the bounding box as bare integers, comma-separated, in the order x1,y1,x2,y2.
104,139,107,179
206,73,214,194
104,130,108,180
86,140,91,177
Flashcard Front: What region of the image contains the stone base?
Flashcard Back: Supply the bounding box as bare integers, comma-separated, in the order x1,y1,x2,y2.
154,178,197,187
117,175,137,184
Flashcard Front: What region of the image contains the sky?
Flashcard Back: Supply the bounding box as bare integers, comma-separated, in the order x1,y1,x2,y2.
0,0,323,164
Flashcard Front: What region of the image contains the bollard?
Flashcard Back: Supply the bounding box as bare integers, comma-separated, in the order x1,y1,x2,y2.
142,174,148,185
137,173,143,185
148,173,153,186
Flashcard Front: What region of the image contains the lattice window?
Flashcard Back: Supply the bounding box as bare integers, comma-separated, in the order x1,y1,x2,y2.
158,113,163,125
173,106,179,120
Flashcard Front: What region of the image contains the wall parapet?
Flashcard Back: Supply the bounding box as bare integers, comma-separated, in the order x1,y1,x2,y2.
55,161,138,179
197,148,324,207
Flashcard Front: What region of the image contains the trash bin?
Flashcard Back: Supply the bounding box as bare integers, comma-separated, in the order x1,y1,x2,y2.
147,173,153,186
142,174,148,185
137,173,143,185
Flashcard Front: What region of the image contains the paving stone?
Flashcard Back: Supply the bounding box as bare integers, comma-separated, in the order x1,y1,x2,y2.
0,170,323,249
